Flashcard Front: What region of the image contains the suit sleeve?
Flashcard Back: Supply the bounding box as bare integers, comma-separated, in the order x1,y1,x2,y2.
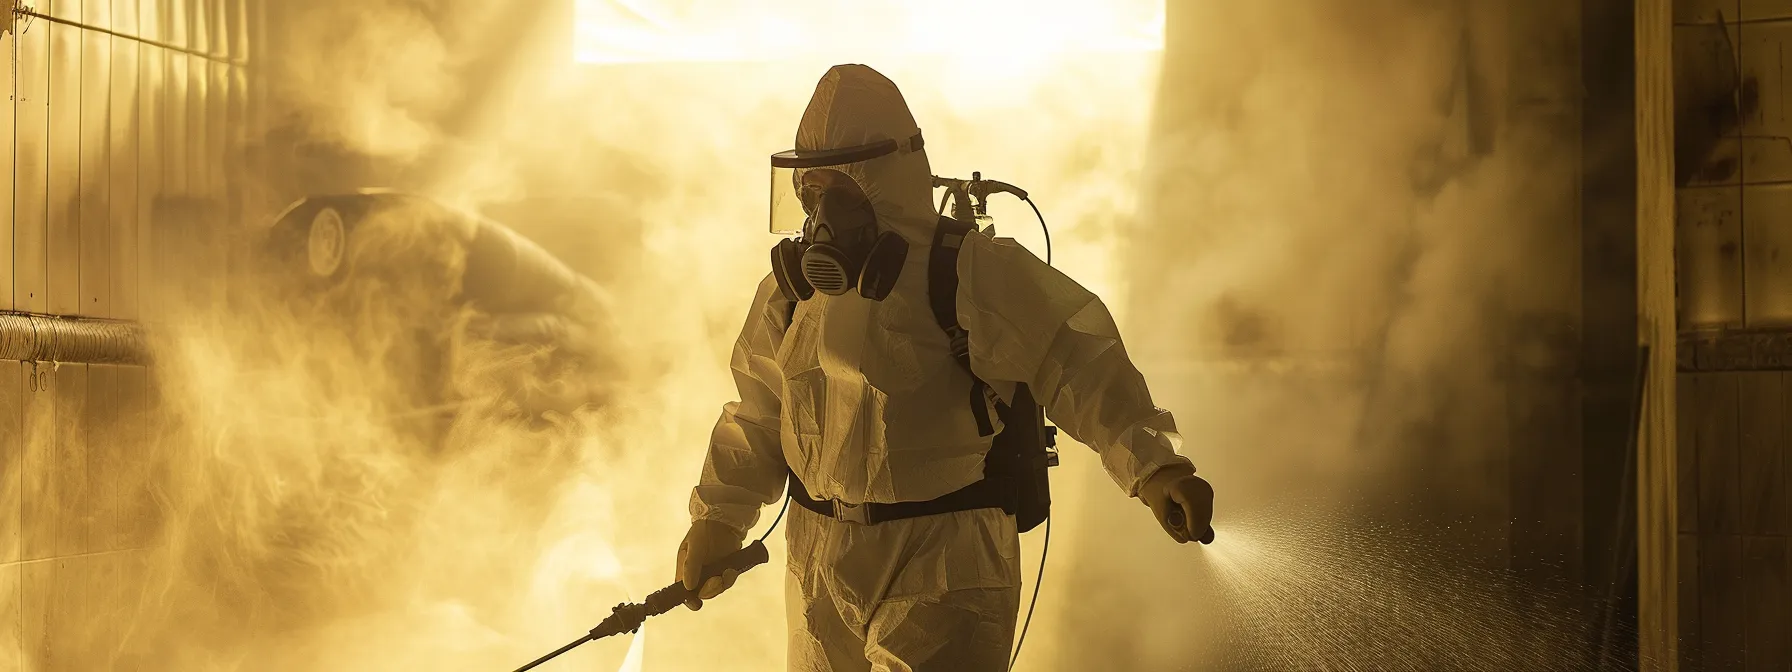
957,236,1194,497
688,273,793,534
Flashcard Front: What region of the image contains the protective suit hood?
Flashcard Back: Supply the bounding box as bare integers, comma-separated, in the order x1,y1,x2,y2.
794,64,937,247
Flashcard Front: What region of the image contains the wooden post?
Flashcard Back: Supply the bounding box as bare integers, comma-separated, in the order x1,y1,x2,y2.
1634,0,1678,669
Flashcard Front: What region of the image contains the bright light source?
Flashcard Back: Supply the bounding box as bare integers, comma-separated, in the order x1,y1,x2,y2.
573,0,1164,64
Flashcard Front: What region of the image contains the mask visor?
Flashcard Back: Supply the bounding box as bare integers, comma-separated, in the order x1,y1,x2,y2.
769,164,809,236
768,132,924,236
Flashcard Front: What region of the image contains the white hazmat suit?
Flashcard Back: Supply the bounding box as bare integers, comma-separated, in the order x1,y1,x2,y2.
687,64,1196,671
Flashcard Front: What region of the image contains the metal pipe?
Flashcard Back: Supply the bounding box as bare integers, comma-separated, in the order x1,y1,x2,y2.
10,7,247,67
0,313,152,365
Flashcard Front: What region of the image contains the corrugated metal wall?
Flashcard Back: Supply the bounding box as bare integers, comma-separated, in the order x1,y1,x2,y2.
1674,1,1792,671
2,1,263,668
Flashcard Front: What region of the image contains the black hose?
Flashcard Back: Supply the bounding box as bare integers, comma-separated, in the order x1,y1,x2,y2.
1010,515,1051,671
1023,197,1051,265
1011,196,1051,671
758,497,791,544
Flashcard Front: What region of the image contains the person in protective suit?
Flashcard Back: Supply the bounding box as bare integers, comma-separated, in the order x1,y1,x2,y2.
676,63,1215,671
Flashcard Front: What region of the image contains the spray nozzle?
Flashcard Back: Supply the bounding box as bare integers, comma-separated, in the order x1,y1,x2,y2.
932,173,1030,214
967,171,1029,201
932,172,1052,264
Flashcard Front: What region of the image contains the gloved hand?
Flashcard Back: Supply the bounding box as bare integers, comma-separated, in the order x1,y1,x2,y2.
1139,464,1215,545
676,519,747,611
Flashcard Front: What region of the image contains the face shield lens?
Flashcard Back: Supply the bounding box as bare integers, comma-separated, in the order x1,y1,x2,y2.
769,167,875,239
770,165,809,236
769,136,914,236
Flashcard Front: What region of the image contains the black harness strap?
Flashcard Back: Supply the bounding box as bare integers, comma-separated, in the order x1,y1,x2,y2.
929,216,998,437
786,468,1016,525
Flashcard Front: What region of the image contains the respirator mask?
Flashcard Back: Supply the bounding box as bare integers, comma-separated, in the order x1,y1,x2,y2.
767,133,923,302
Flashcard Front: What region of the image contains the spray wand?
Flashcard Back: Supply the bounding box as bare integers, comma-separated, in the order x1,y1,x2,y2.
510,541,771,672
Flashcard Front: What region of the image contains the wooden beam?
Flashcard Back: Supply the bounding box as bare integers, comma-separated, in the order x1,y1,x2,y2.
1635,0,1680,668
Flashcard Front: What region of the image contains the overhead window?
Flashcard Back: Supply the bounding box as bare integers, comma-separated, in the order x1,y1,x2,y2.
573,0,1164,64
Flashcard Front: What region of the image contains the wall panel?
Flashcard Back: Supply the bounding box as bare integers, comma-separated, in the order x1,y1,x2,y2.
15,6,51,312
1736,15,1792,191
0,361,21,565
138,2,165,319
86,553,121,666
187,1,207,203
229,0,246,225
110,0,142,321
1740,184,1792,327
1737,373,1789,536
0,15,15,312
78,1,113,318
165,1,187,203
1698,533,1746,670
1741,536,1791,670
1696,373,1743,534
0,562,17,671
206,24,227,311
115,365,153,550
161,3,190,313
18,561,51,670
85,364,118,555
19,365,53,562
1678,186,1744,330
46,2,82,315
52,364,86,558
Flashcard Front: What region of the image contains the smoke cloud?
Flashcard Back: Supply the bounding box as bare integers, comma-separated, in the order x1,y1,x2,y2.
263,0,463,162
33,1,1599,670
1043,1,1591,669
90,1,1163,669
